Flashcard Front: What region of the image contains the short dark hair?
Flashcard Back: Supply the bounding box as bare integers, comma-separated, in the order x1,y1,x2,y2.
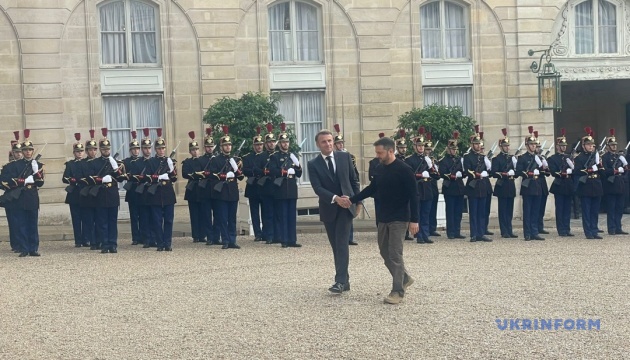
315,129,333,143
373,137,395,151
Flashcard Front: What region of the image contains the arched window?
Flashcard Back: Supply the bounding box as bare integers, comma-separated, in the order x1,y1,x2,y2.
574,0,617,54
99,0,160,66
420,0,469,60
268,1,322,63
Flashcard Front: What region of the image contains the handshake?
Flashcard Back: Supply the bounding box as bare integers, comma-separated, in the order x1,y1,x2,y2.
335,195,352,209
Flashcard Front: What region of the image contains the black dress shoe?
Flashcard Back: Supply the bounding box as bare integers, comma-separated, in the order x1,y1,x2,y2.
82,243,91,247
608,232,617,236
417,240,425,244
192,239,200,243
228,244,241,249
211,241,223,246
539,230,549,234
524,237,531,241
447,236,455,239
101,249,109,253
254,237,263,242
501,235,510,239
157,247,164,252
287,243,302,248
205,241,213,246
532,235,545,240
565,233,575,237
110,249,118,253
19,252,28,257
90,245,99,250
132,241,139,245
455,234,466,239
143,244,151,248
281,243,288,248
479,236,493,242
586,235,595,239
75,244,82,248
485,231,494,236
164,247,172,251
424,238,434,244
430,232,441,237
509,234,519,238
597,229,604,233
328,282,345,294
593,235,603,239
222,243,229,249
349,241,358,245
265,239,274,244
616,230,629,235
405,236,414,241
470,237,477,242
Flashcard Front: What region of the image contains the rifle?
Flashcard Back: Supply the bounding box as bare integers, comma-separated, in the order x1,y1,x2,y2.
513,141,525,157
143,142,180,195
578,148,598,184
521,153,540,188
537,140,547,156
570,140,581,158
5,144,47,202
486,141,498,159
442,153,463,189
467,152,484,189
213,140,246,192
113,142,125,160
89,156,116,197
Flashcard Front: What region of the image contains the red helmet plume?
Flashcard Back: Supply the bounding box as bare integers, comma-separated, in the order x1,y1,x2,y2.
474,125,479,133
222,125,229,135
426,132,432,140
334,124,341,134
131,130,137,139
24,129,30,139
101,127,108,137
89,129,95,139
74,133,81,141
266,123,273,133
399,129,406,138
453,131,459,139
533,131,539,138
560,128,566,136
584,126,591,135
479,131,484,139
418,126,425,135
501,128,507,136
610,128,615,136
156,128,162,138
528,126,534,134
143,128,150,137
188,131,195,140
378,132,385,138
13,131,19,140
256,126,261,135
205,127,212,136
280,123,286,132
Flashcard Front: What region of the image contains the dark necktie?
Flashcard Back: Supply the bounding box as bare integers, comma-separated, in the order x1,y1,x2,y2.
326,156,335,177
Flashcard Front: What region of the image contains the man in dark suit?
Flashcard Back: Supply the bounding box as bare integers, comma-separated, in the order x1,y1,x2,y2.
308,129,360,294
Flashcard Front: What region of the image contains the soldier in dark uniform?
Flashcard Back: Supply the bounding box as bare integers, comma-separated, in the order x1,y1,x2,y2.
122,131,142,245
135,128,155,247
534,131,551,234
438,131,466,239
182,131,204,243
463,126,492,242
405,127,435,244
516,126,544,241
573,127,604,239
601,128,628,235
3,132,23,252
255,123,278,244
196,128,221,246
268,123,303,248
479,135,494,237
85,128,126,253
144,128,178,251
242,127,264,241
62,133,85,247
209,126,244,249
368,132,386,222
333,124,360,245
80,130,98,249
548,128,575,237
424,132,441,237
491,128,518,238
2,129,45,257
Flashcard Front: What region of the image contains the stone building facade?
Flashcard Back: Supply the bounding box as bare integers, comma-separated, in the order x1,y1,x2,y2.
1,0,630,224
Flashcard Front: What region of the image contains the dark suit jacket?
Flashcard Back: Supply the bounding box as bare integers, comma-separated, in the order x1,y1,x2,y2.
308,151,360,223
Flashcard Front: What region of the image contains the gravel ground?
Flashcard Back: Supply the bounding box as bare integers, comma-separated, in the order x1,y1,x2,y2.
1,233,629,359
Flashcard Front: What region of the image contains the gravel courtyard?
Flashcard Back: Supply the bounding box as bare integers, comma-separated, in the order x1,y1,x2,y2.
1,233,629,359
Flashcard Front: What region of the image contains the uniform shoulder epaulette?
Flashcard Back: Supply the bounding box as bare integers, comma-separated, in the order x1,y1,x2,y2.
404,154,413,159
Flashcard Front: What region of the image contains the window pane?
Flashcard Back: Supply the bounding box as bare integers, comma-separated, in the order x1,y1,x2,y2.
444,2,467,58
130,1,157,63
423,88,444,106
100,1,126,64
269,2,291,61
575,0,594,54
421,2,441,59
598,0,617,53
295,2,319,61
445,87,472,116
133,96,162,131
104,97,131,154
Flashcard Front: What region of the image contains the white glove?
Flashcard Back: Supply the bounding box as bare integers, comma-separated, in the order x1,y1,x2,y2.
31,160,38,173
534,155,542,167
591,164,598,172
595,152,600,165
620,156,628,166
424,156,433,169
158,173,169,181
24,175,34,184
287,168,296,175
533,169,540,176
566,157,574,169
455,171,462,178
481,171,488,178
566,168,573,175
290,154,300,167
102,175,112,183
108,156,119,170
511,156,517,168
167,158,174,173
507,169,515,176
229,158,238,171
421,171,430,178
484,156,491,171
618,167,625,174
226,171,235,179
542,159,548,168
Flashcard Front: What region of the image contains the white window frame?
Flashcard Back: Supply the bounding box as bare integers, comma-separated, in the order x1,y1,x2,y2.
97,0,162,68
268,0,324,65
569,0,622,56
419,0,470,62
422,86,473,116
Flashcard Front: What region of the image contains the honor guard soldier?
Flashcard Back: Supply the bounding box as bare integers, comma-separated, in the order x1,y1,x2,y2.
268,123,303,248
87,128,126,253
144,128,178,251
534,131,551,234
438,131,466,239
210,126,244,249
196,127,221,246
574,127,604,239
601,128,628,235
333,124,360,245
80,130,99,249
491,128,518,238
3,131,23,252
368,132,386,222
182,131,205,243
424,132,441,237
405,126,435,244
516,126,545,241
2,129,45,257
395,130,408,161
136,128,156,247
242,127,264,241
463,126,492,242
479,135,494,236
122,131,143,245
63,133,86,247
255,123,278,244
548,128,575,237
